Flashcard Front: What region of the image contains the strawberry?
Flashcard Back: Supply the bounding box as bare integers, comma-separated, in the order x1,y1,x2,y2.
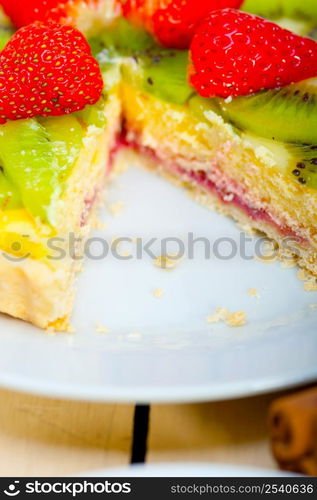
0,22,103,123
189,9,317,98
120,0,244,49
0,0,97,28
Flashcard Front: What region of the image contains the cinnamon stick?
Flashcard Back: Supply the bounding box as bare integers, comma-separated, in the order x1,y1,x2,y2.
268,387,317,476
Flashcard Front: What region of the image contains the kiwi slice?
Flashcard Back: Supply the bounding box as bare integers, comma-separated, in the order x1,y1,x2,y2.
242,0,317,22
276,17,315,36
0,113,89,224
90,19,193,106
0,115,84,223
75,96,107,129
0,25,14,51
38,114,83,181
122,47,193,106
288,144,317,188
89,18,155,72
244,134,317,189
0,119,61,224
187,95,223,123
217,78,317,145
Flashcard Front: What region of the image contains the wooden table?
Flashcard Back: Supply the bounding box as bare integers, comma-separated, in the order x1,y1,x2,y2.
0,386,298,476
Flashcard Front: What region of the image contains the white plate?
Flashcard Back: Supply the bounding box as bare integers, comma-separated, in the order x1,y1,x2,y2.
83,463,298,477
0,165,317,403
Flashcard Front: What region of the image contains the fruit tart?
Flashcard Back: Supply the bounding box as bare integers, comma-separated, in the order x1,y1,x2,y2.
1,0,317,330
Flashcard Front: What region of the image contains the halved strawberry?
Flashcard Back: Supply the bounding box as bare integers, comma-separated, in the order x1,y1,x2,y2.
190,9,317,98
0,0,98,28
120,0,244,48
0,22,103,123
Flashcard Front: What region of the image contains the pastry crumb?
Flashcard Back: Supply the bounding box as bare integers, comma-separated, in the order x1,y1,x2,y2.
226,311,247,327
304,281,317,292
247,288,260,299
153,254,182,270
153,288,164,298
95,322,110,334
206,307,247,327
206,307,229,324
309,303,317,309
297,269,317,292
108,201,124,217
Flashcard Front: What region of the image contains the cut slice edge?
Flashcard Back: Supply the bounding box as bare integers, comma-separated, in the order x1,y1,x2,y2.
0,92,122,330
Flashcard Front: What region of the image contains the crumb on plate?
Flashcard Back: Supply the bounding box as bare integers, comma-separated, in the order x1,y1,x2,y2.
206,307,247,327
247,288,260,299
226,311,247,327
206,307,229,324
153,288,164,298
304,281,317,292
153,254,182,270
